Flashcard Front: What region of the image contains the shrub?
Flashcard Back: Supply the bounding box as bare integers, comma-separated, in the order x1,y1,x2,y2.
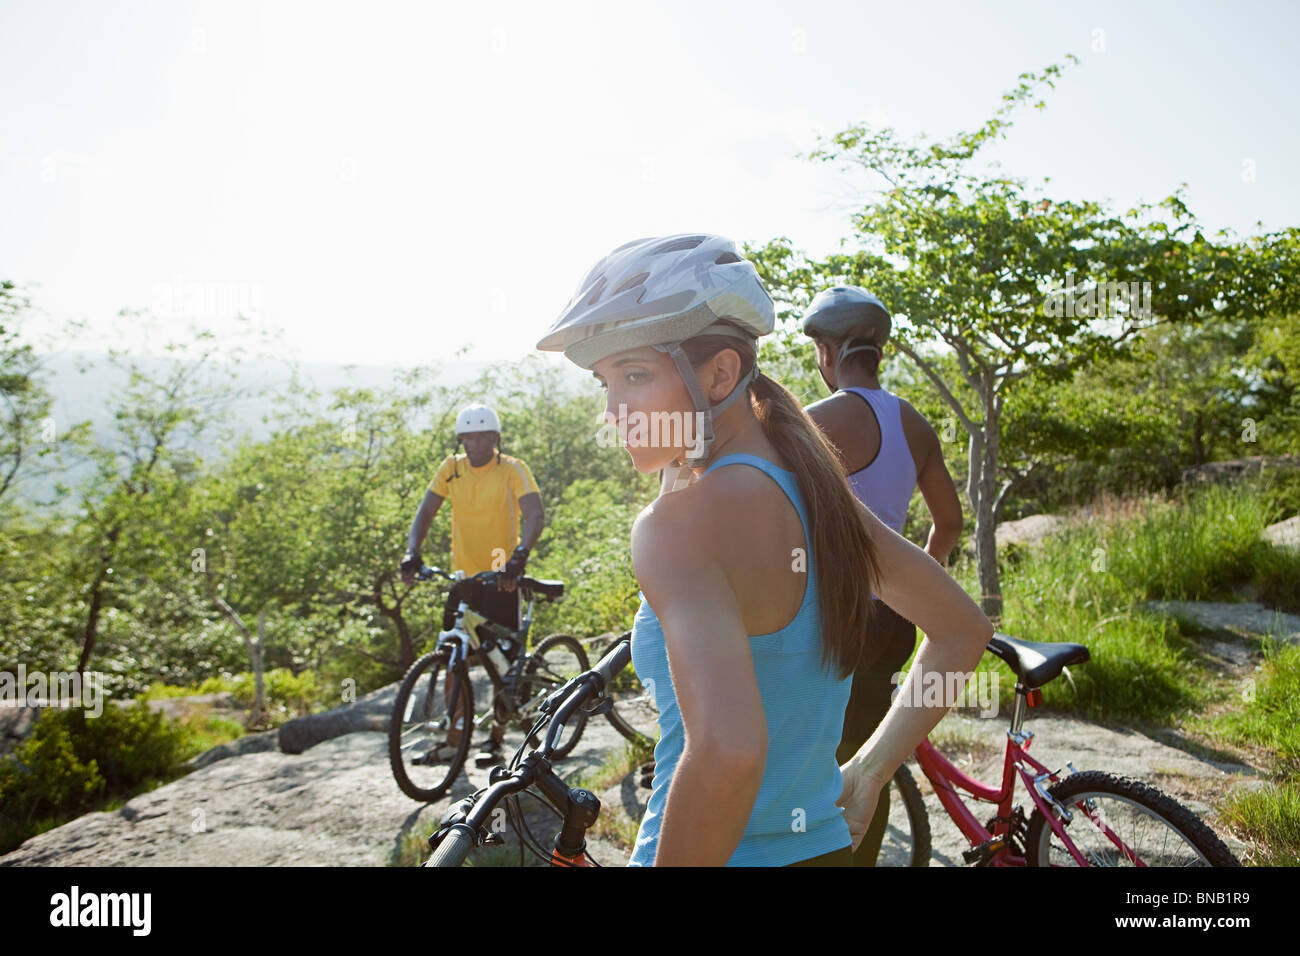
0,703,190,854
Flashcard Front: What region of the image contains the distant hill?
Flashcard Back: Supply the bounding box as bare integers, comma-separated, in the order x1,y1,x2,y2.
14,351,588,518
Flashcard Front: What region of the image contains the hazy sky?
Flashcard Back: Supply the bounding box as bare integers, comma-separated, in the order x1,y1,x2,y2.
3,0,1297,369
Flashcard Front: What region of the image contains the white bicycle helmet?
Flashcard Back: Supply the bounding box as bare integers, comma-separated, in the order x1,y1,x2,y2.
537,234,775,467
801,285,892,380
455,403,501,435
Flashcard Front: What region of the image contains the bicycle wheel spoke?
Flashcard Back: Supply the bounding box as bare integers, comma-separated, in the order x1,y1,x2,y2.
516,637,590,757
1043,790,1210,867
389,653,473,801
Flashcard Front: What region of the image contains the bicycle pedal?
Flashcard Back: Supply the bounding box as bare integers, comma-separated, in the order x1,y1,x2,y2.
962,835,1005,865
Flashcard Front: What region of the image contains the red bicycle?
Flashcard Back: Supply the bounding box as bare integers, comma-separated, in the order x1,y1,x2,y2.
879,632,1240,867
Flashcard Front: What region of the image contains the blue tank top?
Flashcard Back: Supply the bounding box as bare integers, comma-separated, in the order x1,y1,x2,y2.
626,453,853,866
843,386,917,534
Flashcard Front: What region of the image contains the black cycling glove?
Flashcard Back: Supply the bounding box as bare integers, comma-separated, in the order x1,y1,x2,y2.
501,545,529,581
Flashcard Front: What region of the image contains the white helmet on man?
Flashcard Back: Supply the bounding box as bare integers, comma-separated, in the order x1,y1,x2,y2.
455,403,501,436
536,234,774,467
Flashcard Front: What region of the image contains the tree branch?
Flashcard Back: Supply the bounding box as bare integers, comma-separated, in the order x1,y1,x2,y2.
893,341,978,435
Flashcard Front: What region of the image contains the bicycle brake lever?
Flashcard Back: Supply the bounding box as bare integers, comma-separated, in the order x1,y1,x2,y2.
541,676,581,713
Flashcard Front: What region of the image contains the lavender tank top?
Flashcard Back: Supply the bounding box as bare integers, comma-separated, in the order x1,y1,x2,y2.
842,386,917,534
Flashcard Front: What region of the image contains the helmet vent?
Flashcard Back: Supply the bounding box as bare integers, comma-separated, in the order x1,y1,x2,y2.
613,272,650,295
715,252,742,264
654,237,704,255
585,276,608,306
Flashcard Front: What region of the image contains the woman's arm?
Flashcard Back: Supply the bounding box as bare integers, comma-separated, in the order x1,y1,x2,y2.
842,499,993,791
630,495,767,866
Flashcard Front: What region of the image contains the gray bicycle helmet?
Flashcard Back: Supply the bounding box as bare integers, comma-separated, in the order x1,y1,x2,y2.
801,285,892,380
537,233,775,467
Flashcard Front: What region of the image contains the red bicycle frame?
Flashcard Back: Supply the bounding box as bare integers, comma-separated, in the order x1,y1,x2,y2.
912,687,1146,866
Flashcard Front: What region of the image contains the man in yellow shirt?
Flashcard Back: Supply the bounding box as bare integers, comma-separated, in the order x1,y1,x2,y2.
400,403,545,767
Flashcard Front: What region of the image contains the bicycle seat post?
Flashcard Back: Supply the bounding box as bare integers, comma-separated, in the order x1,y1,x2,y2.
1008,682,1031,745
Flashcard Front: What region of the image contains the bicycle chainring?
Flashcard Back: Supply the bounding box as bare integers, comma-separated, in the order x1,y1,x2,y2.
984,806,1029,860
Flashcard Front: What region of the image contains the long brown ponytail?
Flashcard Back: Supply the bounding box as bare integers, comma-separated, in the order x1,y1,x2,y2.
680,333,881,679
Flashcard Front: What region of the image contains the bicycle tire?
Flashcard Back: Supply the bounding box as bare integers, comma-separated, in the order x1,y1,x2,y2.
389,651,474,802
884,763,931,867
516,633,590,759
584,634,657,748
426,825,476,867
604,670,658,750
605,695,656,749
1024,770,1240,867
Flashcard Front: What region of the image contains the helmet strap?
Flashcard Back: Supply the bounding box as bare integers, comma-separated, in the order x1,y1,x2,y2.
834,341,881,384
655,342,758,469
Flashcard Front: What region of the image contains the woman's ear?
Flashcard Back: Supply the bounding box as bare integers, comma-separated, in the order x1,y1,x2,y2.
706,347,743,403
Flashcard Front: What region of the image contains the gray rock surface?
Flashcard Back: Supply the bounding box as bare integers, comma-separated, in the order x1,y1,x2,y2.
0,704,42,756
139,692,239,720
1181,453,1300,486
995,514,1067,549
1,692,644,867
1142,601,1300,644
1262,514,1300,553
183,729,281,771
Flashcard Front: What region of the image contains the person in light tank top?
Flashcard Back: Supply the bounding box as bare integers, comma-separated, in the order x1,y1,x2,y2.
803,285,965,867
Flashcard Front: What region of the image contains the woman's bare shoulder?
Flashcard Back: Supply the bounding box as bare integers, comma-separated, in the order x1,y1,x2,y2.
631,465,774,561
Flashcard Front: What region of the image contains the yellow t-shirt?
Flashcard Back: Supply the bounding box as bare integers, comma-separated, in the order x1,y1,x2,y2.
428,453,540,576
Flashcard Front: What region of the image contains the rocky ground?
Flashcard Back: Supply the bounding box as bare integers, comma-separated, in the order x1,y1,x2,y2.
0,686,648,867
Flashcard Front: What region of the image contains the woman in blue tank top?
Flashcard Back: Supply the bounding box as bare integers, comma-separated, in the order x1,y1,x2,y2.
536,234,993,866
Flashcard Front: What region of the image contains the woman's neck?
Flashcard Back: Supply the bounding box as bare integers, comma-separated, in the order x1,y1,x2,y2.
687,406,775,476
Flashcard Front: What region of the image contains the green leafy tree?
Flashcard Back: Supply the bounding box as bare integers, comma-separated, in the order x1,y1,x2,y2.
0,282,61,510
751,58,1250,617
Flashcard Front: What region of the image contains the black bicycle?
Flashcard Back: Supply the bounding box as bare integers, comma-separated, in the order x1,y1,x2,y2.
390,567,657,802
423,637,635,867
389,567,588,802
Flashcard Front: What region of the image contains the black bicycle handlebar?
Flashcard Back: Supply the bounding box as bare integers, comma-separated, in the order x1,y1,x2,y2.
539,637,631,753
423,635,635,867
415,565,563,602
593,636,631,689
424,824,476,867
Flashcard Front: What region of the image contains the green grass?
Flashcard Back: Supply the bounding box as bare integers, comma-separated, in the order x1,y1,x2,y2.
136,668,327,729
175,713,246,760
1105,484,1275,601
1195,639,1300,778
1218,782,1300,867
945,482,1299,727
567,736,654,795
1254,544,1300,613
952,533,1204,726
